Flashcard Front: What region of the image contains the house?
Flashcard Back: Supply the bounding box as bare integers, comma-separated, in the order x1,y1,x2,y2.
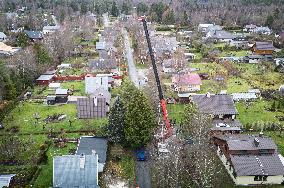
76,136,108,172
162,59,175,73
184,53,195,60
0,174,16,188
88,59,117,73
205,25,222,33
0,42,21,56
0,32,7,41
211,119,242,135
53,154,99,188
206,30,235,42
213,134,284,185
244,55,265,64
91,88,111,105
36,74,54,85
48,83,61,90
253,26,272,35
248,89,261,97
177,93,191,104
232,92,257,101
172,73,202,92
25,30,43,41
57,63,71,69
251,42,275,55
77,97,108,119
96,41,106,50
244,24,257,32
85,74,109,94
192,93,238,119
198,24,214,32
42,25,60,34
55,88,68,103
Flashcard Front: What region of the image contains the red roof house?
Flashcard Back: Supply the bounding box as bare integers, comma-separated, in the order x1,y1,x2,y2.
172,73,202,92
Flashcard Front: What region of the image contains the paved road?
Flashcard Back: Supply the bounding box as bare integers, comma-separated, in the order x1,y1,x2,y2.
102,13,109,27
123,29,140,87
136,161,151,188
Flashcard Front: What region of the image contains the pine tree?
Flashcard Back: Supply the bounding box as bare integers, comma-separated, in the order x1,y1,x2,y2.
123,88,156,148
111,1,119,17
107,96,125,143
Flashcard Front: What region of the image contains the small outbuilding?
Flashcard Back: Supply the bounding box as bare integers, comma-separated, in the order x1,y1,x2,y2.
36,74,54,86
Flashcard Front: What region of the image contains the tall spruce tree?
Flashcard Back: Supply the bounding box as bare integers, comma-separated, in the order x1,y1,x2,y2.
121,83,156,148
107,96,125,143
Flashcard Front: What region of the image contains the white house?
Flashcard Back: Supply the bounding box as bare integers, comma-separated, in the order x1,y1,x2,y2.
198,24,214,32
43,25,60,34
0,32,7,41
85,74,108,94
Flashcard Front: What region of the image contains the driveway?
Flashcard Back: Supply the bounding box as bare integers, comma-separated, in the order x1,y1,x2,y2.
136,161,151,188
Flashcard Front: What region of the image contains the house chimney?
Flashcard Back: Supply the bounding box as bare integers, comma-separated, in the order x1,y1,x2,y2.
254,138,260,147
92,150,96,155
80,153,85,169
93,97,98,106
206,92,211,98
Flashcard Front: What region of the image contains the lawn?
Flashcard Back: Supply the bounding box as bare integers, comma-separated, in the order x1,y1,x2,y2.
61,81,85,96
236,100,284,126
1,102,108,134
167,104,187,124
33,142,77,187
219,50,248,57
226,77,252,93
62,57,88,65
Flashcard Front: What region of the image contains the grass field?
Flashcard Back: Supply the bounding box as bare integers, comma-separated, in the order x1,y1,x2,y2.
61,81,85,96
33,142,77,187
219,50,248,57
1,102,107,134
236,100,284,126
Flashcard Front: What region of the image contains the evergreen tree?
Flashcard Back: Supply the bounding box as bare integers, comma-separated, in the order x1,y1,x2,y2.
17,32,29,48
137,2,148,15
33,43,52,65
111,1,119,17
107,96,125,143
121,1,130,15
265,15,274,27
121,81,156,148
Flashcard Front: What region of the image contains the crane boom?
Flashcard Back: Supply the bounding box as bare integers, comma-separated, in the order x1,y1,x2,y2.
142,19,173,138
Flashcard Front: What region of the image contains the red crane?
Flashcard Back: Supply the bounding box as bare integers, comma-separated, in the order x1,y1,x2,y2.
141,19,173,139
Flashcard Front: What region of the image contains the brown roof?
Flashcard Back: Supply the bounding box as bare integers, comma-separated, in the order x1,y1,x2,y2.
77,97,107,119
231,154,284,176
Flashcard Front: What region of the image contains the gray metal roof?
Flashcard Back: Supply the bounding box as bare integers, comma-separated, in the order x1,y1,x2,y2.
88,59,117,70
91,88,111,104
215,134,277,151
0,174,16,188
36,74,54,81
231,154,284,176
192,94,238,115
207,30,235,39
76,136,108,164
25,30,43,39
53,155,99,188
254,42,275,51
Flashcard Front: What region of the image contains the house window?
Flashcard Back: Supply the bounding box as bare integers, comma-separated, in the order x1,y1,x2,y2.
263,176,268,181
259,149,270,155
254,176,261,181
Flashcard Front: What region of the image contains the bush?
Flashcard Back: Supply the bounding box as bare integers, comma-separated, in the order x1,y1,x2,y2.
9,166,38,187
156,26,172,31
